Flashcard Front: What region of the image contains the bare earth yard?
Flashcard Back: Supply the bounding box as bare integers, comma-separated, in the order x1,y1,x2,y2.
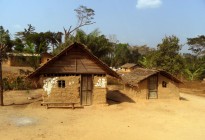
0,91,205,140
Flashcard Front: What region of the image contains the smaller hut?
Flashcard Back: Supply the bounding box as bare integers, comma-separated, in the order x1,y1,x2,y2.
40,52,53,65
120,68,182,100
120,63,140,72
3,53,40,67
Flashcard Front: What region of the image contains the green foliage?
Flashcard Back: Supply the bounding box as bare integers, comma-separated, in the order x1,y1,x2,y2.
0,26,13,59
184,68,204,81
182,53,205,80
153,35,184,75
137,46,157,68
129,47,141,64
24,42,35,53
139,53,156,69
13,38,24,52
112,43,131,67
187,35,205,56
3,76,35,90
15,24,61,53
55,29,114,65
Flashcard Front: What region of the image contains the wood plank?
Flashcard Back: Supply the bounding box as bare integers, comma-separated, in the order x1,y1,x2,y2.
40,45,108,74
77,69,105,73
42,68,76,73
75,58,77,72
79,59,88,72
41,71,106,75
46,65,75,67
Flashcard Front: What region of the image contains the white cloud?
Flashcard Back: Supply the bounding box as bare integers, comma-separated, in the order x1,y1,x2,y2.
136,0,162,9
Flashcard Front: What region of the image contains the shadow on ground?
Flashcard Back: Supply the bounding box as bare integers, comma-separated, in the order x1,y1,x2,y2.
179,96,189,101
107,90,135,105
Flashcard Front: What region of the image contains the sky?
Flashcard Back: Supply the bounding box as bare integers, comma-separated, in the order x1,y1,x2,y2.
0,0,205,53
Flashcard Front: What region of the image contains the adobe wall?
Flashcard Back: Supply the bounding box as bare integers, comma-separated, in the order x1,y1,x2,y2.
41,75,107,105
40,55,52,64
120,79,148,101
2,59,10,66
157,74,180,99
42,76,80,103
120,68,131,72
120,74,179,100
7,56,40,67
93,75,107,104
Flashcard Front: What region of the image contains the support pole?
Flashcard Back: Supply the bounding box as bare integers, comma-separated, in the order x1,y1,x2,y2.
0,50,3,106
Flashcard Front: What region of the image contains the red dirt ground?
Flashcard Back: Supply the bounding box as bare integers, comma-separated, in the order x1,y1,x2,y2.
0,90,205,140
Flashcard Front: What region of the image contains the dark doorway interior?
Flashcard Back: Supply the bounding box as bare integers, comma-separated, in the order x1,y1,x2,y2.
148,74,158,99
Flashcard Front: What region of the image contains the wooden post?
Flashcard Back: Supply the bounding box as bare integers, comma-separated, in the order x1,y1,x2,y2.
0,50,3,106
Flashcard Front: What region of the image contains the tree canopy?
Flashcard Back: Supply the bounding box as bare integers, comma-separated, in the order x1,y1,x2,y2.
187,35,205,56
153,35,184,75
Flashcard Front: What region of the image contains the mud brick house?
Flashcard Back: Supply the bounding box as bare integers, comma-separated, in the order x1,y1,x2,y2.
40,52,53,65
120,68,182,100
28,42,119,106
120,63,140,72
3,53,40,67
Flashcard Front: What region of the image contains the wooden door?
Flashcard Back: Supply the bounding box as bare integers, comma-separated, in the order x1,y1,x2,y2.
81,75,93,105
148,75,158,99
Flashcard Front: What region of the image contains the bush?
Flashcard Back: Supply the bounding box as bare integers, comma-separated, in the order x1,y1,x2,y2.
3,76,36,90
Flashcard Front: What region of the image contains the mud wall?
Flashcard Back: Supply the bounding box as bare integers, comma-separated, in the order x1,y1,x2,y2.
119,79,148,101
158,74,180,99
40,54,52,65
93,75,107,104
41,75,108,105
42,76,80,103
8,56,40,67
120,74,180,100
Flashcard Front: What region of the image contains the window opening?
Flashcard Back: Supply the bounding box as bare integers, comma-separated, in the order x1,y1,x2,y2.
162,81,167,88
58,80,65,88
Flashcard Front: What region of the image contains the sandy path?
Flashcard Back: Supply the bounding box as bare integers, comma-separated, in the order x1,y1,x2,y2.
0,93,205,140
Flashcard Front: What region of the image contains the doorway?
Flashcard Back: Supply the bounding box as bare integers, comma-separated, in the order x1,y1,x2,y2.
148,74,158,99
81,74,93,105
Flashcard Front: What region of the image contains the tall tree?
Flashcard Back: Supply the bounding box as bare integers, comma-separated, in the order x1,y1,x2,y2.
112,43,131,67
54,29,114,65
16,24,60,53
154,35,184,75
129,47,141,64
13,38,24,52
185,35,205,80
187,35,205,56
139,49,158,68
63,5,95,42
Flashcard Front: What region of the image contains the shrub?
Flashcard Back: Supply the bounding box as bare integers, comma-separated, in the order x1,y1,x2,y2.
3,76,36,90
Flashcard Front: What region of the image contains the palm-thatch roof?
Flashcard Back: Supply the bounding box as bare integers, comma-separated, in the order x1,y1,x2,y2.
120,63,139,69
120,68,182,86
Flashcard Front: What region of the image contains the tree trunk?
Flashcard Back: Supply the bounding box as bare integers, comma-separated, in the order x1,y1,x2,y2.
0,51,3,106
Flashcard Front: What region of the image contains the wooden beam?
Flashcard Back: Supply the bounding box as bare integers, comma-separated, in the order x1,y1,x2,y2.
79,59,88,72
75,58,77,72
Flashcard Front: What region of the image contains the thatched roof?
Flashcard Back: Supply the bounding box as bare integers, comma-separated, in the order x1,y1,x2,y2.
27,42,120,79
120,63,138,69
120,68,182,86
